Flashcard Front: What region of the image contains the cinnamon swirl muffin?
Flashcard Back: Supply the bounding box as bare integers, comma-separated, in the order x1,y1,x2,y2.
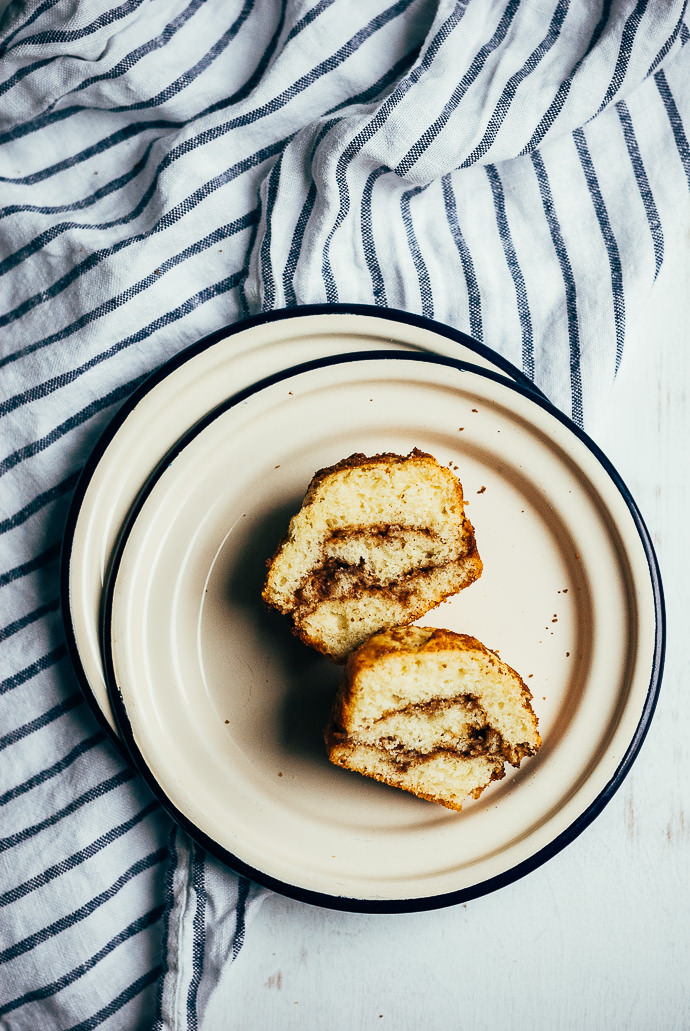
325,626,541,810
262,450,482,661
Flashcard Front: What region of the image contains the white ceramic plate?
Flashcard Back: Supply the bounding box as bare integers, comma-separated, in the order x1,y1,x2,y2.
103,351,663,911
62,306,538,734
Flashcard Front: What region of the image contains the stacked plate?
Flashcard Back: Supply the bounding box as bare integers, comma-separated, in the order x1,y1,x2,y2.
61,305,664,912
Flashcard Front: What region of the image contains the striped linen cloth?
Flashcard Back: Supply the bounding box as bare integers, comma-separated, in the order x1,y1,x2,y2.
0,0,687,1026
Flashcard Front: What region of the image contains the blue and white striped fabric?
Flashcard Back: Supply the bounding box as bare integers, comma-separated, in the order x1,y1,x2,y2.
0,0,687,1026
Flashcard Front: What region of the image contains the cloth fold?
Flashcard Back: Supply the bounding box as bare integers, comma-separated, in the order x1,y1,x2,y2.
0,0,687,1027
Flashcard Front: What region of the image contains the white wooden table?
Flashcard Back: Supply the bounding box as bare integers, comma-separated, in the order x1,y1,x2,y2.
219,209,690,1031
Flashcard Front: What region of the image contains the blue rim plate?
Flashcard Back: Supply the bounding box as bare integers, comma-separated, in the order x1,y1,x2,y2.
99,349,663,912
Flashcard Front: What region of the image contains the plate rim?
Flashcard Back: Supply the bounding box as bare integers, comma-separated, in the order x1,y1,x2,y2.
101,348,665,913
60,304,543,738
